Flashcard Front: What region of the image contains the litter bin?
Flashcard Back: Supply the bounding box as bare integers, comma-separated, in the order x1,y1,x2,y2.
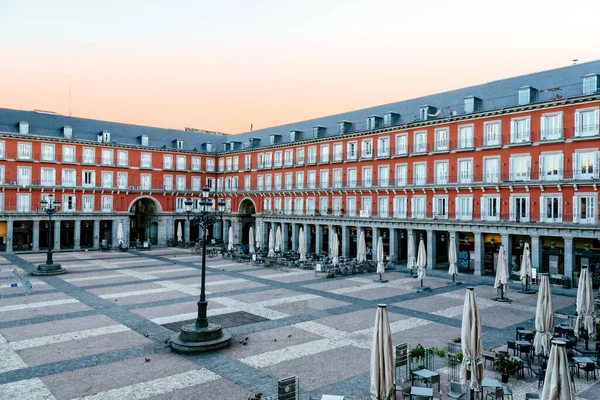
562,276,571,289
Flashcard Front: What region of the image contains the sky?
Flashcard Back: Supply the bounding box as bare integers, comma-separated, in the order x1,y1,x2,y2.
1,0,599,134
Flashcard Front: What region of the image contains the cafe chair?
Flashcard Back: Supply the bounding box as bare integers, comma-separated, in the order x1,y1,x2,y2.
447,381,465,400
507,341,516,355
515,327,525,340
581,362,597,381
501,382,513,400
485,387,504,400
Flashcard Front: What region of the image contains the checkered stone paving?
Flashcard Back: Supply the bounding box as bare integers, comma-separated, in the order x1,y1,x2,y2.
0,248,598,399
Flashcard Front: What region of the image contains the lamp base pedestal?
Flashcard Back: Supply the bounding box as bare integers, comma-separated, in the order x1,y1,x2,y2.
33,263,67,276
170,322,231,353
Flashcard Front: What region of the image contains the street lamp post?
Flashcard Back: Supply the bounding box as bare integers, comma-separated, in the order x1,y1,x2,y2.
33,194,67,275
170,186,231,352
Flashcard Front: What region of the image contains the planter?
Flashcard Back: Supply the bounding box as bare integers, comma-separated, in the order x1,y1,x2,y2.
501,374,509,383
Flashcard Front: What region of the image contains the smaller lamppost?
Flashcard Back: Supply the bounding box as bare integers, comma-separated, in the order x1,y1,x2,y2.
33,194,67,275
170,186,230,352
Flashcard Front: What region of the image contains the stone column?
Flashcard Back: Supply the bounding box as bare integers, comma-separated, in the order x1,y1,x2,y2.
184,219,191,243
291,223,297,252
6,217,13,253
32,220,40,251
93,219,100,249
389,228,398,263
473,232,484,276
342,225,350,258
315,224,323,254
304,224,312,254
54,220,61,251
426,229,435,270
564,237,574,283
213,221,222,240
282,223,289,252
530,235,541,272
73,220,81,250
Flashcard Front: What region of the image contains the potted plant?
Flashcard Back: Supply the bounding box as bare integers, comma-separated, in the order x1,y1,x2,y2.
495,352,521,383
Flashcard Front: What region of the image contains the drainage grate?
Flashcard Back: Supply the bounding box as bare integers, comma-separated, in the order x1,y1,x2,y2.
162,311,269,332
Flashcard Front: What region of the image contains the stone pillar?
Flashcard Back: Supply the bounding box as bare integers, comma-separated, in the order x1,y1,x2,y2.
342,225,350,257
73,220,81,250
473,232,484,276
389,228,398,263
291,223,297,252
501,234,512,274
564,237,574,283
530,235,540,272
6,217,13,253
184,219,191,243
316,224,323,254
426,230,435,270
213,221,222,240
32,220,40,251
282,223,289,252
54,220,61,251
304,224,312,254
93,220,100,249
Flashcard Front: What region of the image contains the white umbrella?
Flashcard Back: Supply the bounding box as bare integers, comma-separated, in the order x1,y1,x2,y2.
331,232,339,266
494,245,509,300
520,242,533,291
298,227,306,262
407,232,416,272
176,221,183,242
376,237,385,275
448,235,458,280
117,222,124,246
370,304,395,400
267,227,275,258
255,224,262,251
249,227,255,255
576,267,596,349
541,340,575,400
534,274,554,356
275,226,282,253
357,231,367,262
416,237,427,286
460,287,484,392
228,226,234,251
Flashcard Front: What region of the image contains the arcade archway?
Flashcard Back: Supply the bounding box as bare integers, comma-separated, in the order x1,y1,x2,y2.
129,197,159,245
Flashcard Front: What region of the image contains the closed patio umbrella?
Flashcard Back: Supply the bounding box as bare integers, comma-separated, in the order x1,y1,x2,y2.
117,222,124,247
255,224,261,251
460,287,484,392
407,232,416,273
448,235,458,282
357,231,367,262
331,232,339,266
416,236,427,288
176,221,183,242
494,245,509,301
268,227,275,258
520,242,533,292
541,340,574,400
534,274,554,356
249,227,255,255
275,226,282,253
298,227,306,262
376,236,387,283
576,267,596,349
370,304,394,400
228,226,234,251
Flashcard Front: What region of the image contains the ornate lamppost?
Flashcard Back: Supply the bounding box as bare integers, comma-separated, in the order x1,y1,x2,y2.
33,194,67,275
170,186,230,352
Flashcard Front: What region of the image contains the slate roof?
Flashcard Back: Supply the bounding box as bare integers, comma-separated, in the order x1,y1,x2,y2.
1,59,599,153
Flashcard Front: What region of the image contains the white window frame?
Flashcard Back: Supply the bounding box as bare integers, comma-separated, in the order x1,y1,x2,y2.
163,175,173,191
573,193,597,224
82,147,95,164
333,143,343,161
458,158,473,184
361,196,372,217
377,196,389,218
411,196,426,219
483,157,500,184
16,193,31,212
377,137,390,157
573,149,599,180
347,141,357,160
62,194,75,212
509,154,531,181
539,152,563,181
574,107,600,137
320,170,329,189
117,150,128,167
62,169,76,187
434,128,449,151
510,116,531,143
101,195,113,212
17,166,32,186
82,170,95,188
102,171,113,189
284,149,293,166
347,168,357,188
361,139,373,159
481,195,500,222
163,154,173,169
82,195,94,212
509,195,530,223
140,152,152,168
346,197,357,217
434,160,448,185
458,124,474,149
320,144,330,163
362,166,373,188
395,163,407,187
117,172,128,189
456,195,473,221
413,162,426,185
540,194,562,223
433,195,448,219
101,149,113,165
540,112,563,141
377,165,389,187
40,168,55,187
484,121,501,146
17,142,32,160
395,134,408,155
393,196,407,218
413,131,427,153
176,155,186,171
41,143,55,161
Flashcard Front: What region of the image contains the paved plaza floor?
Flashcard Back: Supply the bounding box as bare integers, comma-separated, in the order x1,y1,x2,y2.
0,248,599,399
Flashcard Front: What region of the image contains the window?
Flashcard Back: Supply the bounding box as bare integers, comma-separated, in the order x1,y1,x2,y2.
347,197,357,217
101,195,112,212
574,194,597,224
510,195,529,222
540,113,563,140
518,87,532,105
101,149,113,165
510,117,531,143
82,147,95,164
296,172,304,189
206,158,215,172
541,195,562,223
395,164,407,187
62,169,76,187
361,139,373,158
175,198,186,212
82,195,94,212
481,196,500,222
17,166,31,186
393,196,407,218
233,156,239,171
41,168,55,186
347,141,357,160
264,152,272,168
583,75,598,95
263,198,272,212
484,121,501,146
298,148,307,164
0,165,4,184
117,172,128,189
320,170,329,189
433,196,448,219
117,150,128,166
333,143,343,161
574,108,599,137
484,157,500,183
434,161,448,185
176,155,186,171
175,139,183,149
285,173,293,190
0,141,5,158
82,171,95,188
140,135,149,146
377,137,390,157
458,125,474,149
163,175,173,190
274,198,282,213
509,155,531,181
226,157,233,171
320,145,330,163
333,169,343,188
141,153,152,168
176,176,186,190
395,134,408,155
539,152,563,180
257,175,264,191
62,146,76,163
412,196,426,219
274,152,282,167
456,196,473,220
378,165,389,187
378,197,388,217
41,144,55,161
414,131,427,153
274,174,282,190
333,197,343,216
62,194,75,212
573,150,598,179
218,158,225,172
163,154,173,169
320,197,328,215
361,196,372,217
306,197,316,215
434,129,449,151
244,154,251,170
17,193,31,212
141,174,151,190
308,171,317,189
284,150,293,166
413,162,426,185
102,171,113,189
244,176,251,191
362,166,372,187
191,176,200,191
17,142,32,160
458,159,473,184
347,168,357,188
261,174,269,191
285,198,293,215
256,153,264,169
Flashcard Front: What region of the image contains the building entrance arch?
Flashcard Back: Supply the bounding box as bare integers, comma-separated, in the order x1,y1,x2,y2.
129,197,160,246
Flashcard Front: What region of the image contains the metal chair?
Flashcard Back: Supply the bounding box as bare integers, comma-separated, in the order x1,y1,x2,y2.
485,387,503,400
507,341,516,355
502,383,513,400
447,381,465,400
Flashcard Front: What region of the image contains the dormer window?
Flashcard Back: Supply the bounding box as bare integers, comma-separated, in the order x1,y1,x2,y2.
518,86,537,105
464,96,482,114
269,134,281,145
174,139,183,149
18,121,29,134
383,112,400,127
366,116,383,130
583,74,599,95
338,122,353,134
98,131,110,143
63,126,72,139
312,126,326,138
289,130,303,142
140,135,149,146
419,106,438,121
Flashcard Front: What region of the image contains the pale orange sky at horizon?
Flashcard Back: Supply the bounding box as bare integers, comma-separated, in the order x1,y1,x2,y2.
1,0,599,134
